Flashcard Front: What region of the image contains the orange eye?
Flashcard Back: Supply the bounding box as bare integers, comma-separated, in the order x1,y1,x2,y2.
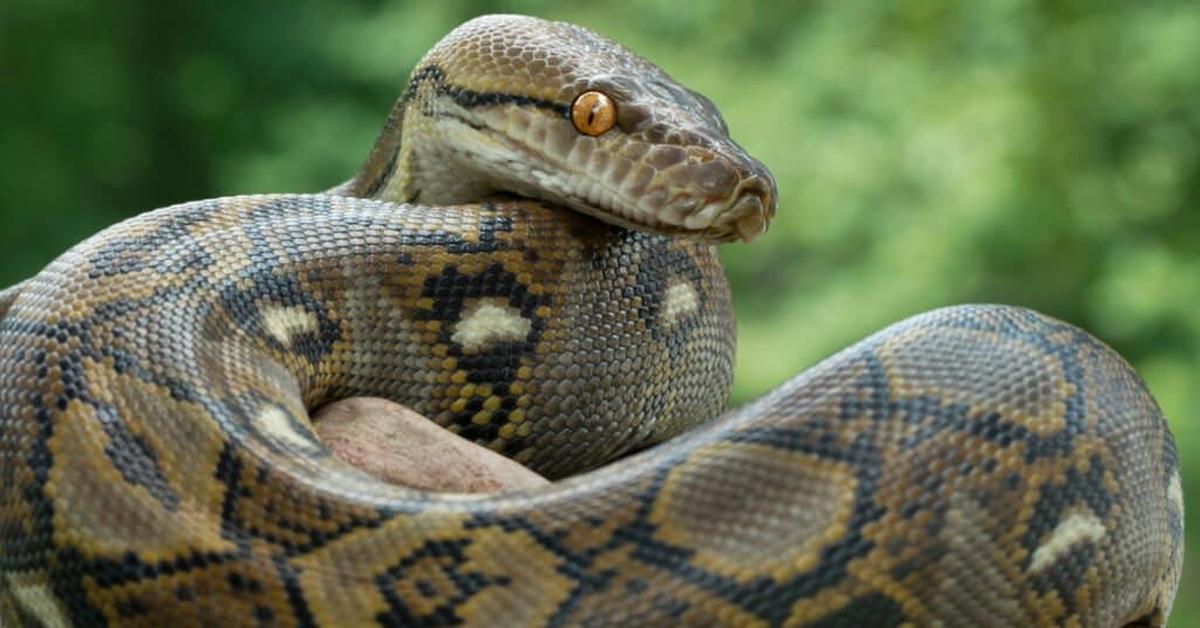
571,91,616,136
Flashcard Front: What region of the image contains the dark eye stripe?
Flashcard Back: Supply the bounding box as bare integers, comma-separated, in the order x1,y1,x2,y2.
444,86,569,118
406,64,571,119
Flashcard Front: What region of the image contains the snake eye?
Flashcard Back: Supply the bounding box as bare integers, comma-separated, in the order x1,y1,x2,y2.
571,91,617,136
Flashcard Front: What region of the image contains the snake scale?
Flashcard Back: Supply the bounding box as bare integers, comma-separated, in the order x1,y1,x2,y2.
0,14,1184,627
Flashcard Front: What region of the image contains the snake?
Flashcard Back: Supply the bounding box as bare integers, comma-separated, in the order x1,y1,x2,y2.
0,14,1184,627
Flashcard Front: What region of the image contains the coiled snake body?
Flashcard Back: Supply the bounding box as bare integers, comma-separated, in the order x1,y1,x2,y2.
0,14,1183,627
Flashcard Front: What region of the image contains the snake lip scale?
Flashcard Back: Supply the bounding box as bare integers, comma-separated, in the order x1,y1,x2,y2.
0,13,1183,628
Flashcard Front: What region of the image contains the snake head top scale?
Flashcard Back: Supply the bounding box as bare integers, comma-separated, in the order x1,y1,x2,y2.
341,14,778,243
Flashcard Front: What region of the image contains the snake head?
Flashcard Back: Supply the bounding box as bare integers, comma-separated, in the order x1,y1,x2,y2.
386,14,777,243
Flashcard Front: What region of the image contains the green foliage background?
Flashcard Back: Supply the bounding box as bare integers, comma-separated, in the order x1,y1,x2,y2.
2,1,1196,621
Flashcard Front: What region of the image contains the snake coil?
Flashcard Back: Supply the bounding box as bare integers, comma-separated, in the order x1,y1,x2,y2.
0,14,1183,627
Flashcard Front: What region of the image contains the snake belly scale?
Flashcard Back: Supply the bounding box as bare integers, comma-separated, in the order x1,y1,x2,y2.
0,14,1183,627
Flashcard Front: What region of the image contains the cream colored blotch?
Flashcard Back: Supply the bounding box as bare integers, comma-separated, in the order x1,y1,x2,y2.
260,305,319,345
661,279,699,327
1028,509,1106,573
1167,470,1183,516
452,298,532,352
257,405,317,449
5,572,69,628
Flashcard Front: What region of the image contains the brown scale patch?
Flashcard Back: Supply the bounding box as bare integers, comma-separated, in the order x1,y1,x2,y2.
924,494,1027,624
45,361,233,560
650,442,857,584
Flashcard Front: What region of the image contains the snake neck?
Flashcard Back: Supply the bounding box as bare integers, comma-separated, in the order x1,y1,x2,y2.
332,80,499,206
331,97,412,201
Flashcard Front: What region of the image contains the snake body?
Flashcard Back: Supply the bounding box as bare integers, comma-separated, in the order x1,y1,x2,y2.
0,14,1183,627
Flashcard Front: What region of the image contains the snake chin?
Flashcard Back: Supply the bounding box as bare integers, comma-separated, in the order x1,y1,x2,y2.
602,181,775,243
526,184,770,244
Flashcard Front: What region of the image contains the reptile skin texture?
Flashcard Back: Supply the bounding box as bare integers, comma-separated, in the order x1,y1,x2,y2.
0,14,1183,627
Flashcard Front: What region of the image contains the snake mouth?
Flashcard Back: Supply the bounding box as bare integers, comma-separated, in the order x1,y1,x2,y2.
584,174,775,243
551,178,773,243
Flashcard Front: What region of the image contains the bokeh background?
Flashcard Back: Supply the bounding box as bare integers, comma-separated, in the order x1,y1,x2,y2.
2,0,1196,622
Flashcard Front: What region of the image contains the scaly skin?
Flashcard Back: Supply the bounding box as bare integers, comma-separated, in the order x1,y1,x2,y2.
0,14,1182,627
